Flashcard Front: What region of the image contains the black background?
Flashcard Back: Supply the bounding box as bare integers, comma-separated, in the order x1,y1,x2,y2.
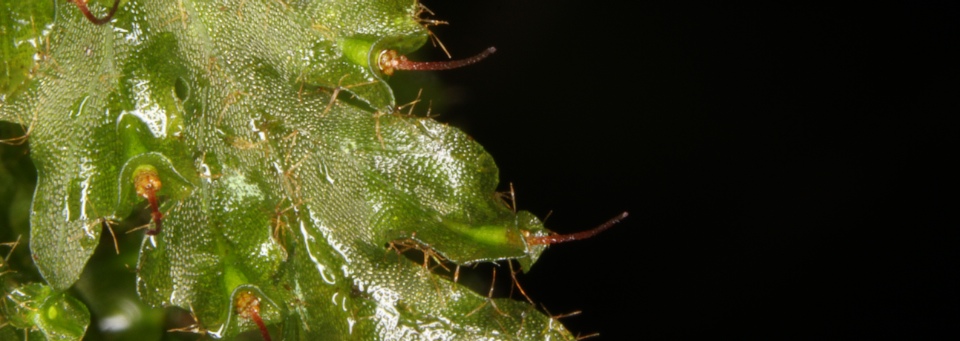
407,1,957,338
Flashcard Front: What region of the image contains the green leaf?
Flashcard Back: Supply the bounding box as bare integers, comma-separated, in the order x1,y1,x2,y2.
1,283,91,340
2,1,575,339
0,0,54,100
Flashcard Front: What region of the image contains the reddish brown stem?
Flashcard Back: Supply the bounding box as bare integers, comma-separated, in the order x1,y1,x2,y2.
134,167,164,235
399,46,496,71
379,47,496,76
72,0,121,25
236,291,272,341
249,310,272,341
144,191,163,236
526,211,629,246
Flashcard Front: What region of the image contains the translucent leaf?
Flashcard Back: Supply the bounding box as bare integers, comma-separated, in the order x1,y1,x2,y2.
1,283,91,340
1,1,575,339
0,0,54,100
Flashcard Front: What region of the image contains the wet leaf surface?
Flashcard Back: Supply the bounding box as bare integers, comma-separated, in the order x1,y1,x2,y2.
2,1,574,339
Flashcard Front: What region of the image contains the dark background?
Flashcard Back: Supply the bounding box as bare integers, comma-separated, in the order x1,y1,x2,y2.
407,1,957,338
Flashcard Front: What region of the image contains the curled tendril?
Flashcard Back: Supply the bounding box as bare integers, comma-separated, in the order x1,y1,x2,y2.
70,0,121,25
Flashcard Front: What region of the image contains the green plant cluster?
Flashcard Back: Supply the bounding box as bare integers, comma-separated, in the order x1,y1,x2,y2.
1,1,578,340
